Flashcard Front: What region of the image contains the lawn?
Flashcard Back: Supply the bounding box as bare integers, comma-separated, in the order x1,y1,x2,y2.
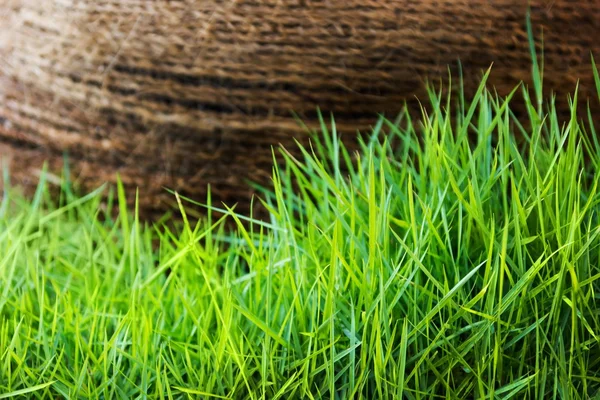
2,58,600,398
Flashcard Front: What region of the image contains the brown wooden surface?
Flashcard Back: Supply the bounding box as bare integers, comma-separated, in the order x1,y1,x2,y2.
1,0,599,217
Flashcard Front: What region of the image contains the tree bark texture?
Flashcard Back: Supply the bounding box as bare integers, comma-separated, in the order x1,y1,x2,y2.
0,0,599,216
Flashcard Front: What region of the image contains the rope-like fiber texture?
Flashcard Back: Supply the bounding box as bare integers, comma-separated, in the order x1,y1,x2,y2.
1,0,599,215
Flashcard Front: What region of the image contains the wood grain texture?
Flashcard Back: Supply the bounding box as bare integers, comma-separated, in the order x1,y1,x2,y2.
1,0,599,216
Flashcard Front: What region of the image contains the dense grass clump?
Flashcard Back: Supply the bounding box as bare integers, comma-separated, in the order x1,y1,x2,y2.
2,67,600,398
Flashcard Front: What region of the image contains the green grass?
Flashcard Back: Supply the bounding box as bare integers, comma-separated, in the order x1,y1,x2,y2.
3,64,600,399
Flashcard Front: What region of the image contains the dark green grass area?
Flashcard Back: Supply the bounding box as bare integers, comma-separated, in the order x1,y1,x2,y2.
3,58,600,398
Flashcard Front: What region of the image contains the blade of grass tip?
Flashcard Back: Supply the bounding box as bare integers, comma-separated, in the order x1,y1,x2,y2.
222,203,258,255
175,192,192,238
104,184,116,223
205,183,214,260
445,65,453,129
317,108,332,159
330,113,341,186
586,101,600,159
61,152,73,200
116,174,130,246
22,162,48,233
39,184,106,225
592,54,600,103
132,187,141,282
163,188,283,231
291,110,312,135
459,66,492,141
457,58,466,125
0,381,56,399
526,7,543,115
589,54,600,156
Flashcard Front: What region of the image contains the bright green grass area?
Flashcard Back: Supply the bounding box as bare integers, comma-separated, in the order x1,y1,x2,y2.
3,58,600,398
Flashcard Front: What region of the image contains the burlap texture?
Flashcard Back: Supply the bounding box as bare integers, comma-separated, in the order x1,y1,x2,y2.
1,1,599,216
